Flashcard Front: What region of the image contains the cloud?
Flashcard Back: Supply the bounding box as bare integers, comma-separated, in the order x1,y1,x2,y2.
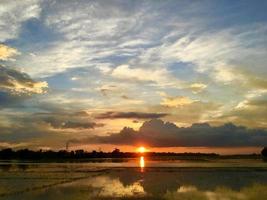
0,0,41,42
218,93,267,128
95,111,168,120
150,99,221,125
189,83,207,93
0,0,266,150
45,119,104,130
96,84,117,96
31,175,146,198
161,96,196,107
86,176,146,198
0,91,28,107
137,24,267,91
34,111,104,130
111,64,183,88
0,65,48,95
0,44,20,60
0,112,56,144
0,110,104,149
88,119,267,147
164,184,267,200
15,1,148,77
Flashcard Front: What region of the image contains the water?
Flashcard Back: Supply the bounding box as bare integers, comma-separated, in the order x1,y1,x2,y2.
1,158,267,199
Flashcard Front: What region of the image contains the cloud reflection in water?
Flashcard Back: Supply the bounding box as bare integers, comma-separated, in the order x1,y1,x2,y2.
84,176,146,198
164,184,267,200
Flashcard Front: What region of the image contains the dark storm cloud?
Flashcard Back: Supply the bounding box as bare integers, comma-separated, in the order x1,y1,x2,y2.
88,119,267,147
95,112,168,119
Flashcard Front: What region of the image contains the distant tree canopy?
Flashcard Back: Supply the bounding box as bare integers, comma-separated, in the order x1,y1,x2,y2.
0,148,222,161
262,147,267,157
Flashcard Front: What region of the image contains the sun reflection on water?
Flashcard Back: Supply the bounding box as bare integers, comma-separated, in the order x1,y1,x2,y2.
140,156,145,172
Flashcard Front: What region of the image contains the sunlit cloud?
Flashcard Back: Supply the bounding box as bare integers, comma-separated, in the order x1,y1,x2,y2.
0,44,20,61
161,96,196,107
0,65,48,95
189,83,207,93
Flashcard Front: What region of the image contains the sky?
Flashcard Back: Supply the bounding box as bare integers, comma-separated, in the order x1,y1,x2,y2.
0,0,267,154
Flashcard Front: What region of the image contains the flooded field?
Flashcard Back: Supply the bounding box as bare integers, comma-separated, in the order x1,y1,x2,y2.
1,158,267,199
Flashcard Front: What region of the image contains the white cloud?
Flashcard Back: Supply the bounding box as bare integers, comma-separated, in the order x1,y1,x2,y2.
138,25,267,85
0,0,41,42
111,64,183,88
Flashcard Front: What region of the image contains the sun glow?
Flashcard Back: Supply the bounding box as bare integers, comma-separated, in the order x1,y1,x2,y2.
137,146,147,153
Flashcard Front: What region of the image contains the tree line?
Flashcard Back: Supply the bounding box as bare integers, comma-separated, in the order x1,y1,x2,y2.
0,147,265,161
0,148,220,160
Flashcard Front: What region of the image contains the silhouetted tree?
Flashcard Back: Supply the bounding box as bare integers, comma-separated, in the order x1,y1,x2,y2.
111,148,121,157
75,149,84,158
0,148,225,161
261,147,267,157
0,148,14,159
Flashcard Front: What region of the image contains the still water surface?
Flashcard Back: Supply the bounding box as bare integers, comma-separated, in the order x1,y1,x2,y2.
1,157,267,199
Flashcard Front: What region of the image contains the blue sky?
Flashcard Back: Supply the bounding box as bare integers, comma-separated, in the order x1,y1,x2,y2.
0,0,267,152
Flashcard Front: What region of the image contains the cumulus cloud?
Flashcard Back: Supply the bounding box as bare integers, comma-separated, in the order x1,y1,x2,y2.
95,111,168,120
0,44,20,60
0,65,48,95
88,119,267,147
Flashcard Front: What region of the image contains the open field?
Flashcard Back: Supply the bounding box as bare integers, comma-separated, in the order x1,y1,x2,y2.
1,158,267,199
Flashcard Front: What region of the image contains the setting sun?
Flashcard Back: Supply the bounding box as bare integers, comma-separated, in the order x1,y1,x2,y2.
137,146,147,153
